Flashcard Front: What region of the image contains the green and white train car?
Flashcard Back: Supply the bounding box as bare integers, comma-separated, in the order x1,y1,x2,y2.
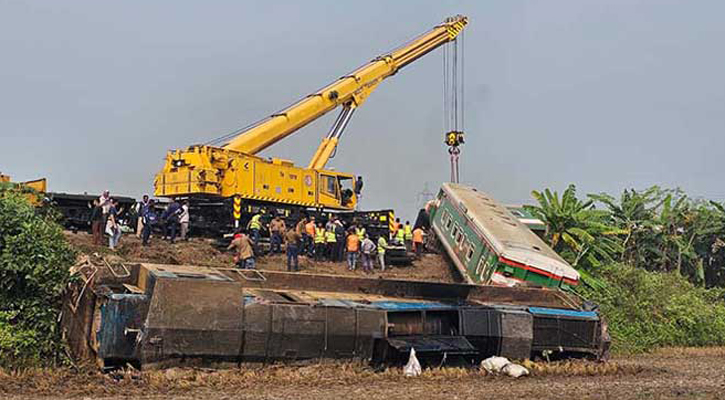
429,183,579,290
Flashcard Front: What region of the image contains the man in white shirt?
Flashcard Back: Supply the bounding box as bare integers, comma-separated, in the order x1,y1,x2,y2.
360,234,376,273
179,200,190,241
99,190,112,215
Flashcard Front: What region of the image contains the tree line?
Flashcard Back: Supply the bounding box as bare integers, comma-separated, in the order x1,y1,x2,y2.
525,185,725,288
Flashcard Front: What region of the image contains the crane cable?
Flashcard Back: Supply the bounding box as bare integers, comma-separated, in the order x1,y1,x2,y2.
444,29,464,183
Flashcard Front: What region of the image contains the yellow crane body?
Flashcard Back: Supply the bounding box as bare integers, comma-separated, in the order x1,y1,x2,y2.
154,15,468,211
156,146,355,209
0,173,47,205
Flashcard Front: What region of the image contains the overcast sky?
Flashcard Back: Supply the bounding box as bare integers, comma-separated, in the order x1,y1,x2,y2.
1,0,724,221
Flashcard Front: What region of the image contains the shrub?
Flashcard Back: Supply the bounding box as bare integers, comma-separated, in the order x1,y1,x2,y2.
578,263,725,352
0,188,76,367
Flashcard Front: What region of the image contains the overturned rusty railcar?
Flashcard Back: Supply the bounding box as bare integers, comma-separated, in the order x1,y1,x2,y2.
61,261,609,369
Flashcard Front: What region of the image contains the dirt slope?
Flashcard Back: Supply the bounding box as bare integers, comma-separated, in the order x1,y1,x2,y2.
63,232,459,283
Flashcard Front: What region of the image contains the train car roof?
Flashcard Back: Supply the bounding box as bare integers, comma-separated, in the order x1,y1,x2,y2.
440,183,579,282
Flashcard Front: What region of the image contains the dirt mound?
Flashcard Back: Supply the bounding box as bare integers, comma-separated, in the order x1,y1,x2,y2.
64,232,233,267
63,232,459,283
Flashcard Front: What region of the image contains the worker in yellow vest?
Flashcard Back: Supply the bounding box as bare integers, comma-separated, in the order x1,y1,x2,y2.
395,223,405,245
314,223,326,262
248,210,264,245
325,228,337,262
404,221,413,252
355,224,366,241
377,235,388,271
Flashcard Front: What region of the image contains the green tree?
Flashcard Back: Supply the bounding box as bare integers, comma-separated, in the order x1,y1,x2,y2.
0,187,76,367
588,186,663,267
591,186,725,286
524,184,625,271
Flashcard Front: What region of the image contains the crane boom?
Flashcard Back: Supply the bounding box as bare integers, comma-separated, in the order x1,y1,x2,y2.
154,15,468,217
222,15,468,168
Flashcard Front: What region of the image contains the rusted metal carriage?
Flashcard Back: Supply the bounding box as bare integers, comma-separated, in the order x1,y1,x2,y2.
61,260,609,369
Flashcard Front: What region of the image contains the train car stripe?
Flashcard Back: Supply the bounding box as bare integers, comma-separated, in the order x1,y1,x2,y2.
499,257,578,285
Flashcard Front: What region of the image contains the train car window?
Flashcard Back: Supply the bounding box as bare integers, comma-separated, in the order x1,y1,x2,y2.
475,257,485,277
455,227,464,246
444,212,453,230
466,242,474,261
481,244,490,258
451,225,459,240
483,255,497,282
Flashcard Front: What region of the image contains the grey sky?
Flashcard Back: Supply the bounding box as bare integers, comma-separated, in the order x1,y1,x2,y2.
2,0,724,222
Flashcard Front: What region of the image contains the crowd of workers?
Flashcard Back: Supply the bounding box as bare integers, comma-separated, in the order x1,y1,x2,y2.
89,190,189,250
227,211,428,274
88,190,426,274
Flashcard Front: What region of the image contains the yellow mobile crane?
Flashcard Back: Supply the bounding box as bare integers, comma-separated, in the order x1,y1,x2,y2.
154,15,467,233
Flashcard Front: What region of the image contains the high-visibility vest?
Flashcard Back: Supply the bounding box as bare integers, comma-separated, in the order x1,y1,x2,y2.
325,230,337,243
404,224,413,240
356,227,366,241
305,222,316,236
377,237,387,254
314,228,326,243
249,214,262,230
395,228,405,242
413,228,424,243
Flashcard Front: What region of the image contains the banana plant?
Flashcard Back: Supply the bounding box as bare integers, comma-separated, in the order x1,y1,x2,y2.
524,184,625,271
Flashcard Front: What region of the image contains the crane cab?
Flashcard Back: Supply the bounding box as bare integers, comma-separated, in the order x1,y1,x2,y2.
317,172,356,210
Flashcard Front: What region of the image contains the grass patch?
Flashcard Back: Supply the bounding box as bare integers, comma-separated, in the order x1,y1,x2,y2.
578,264,725,353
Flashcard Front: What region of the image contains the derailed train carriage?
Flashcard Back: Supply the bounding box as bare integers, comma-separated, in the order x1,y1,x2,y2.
61,260,610,370
427,183,580,290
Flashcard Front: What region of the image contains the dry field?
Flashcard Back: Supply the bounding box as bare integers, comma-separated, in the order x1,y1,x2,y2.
2,348,725,399
50,234,725,398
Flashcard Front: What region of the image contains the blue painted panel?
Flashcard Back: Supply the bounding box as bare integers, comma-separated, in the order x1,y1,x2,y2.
528,307,598,319
98,294,148,360
370,301,457,311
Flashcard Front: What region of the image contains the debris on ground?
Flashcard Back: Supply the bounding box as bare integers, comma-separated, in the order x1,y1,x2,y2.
480,356,510,374
403,348,422,377
501,363,529,378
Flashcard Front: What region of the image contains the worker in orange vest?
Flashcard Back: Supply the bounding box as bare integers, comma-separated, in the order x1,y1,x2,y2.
412,226,426,259
304,216,317,256
346,229,360,271
391,217,401,238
